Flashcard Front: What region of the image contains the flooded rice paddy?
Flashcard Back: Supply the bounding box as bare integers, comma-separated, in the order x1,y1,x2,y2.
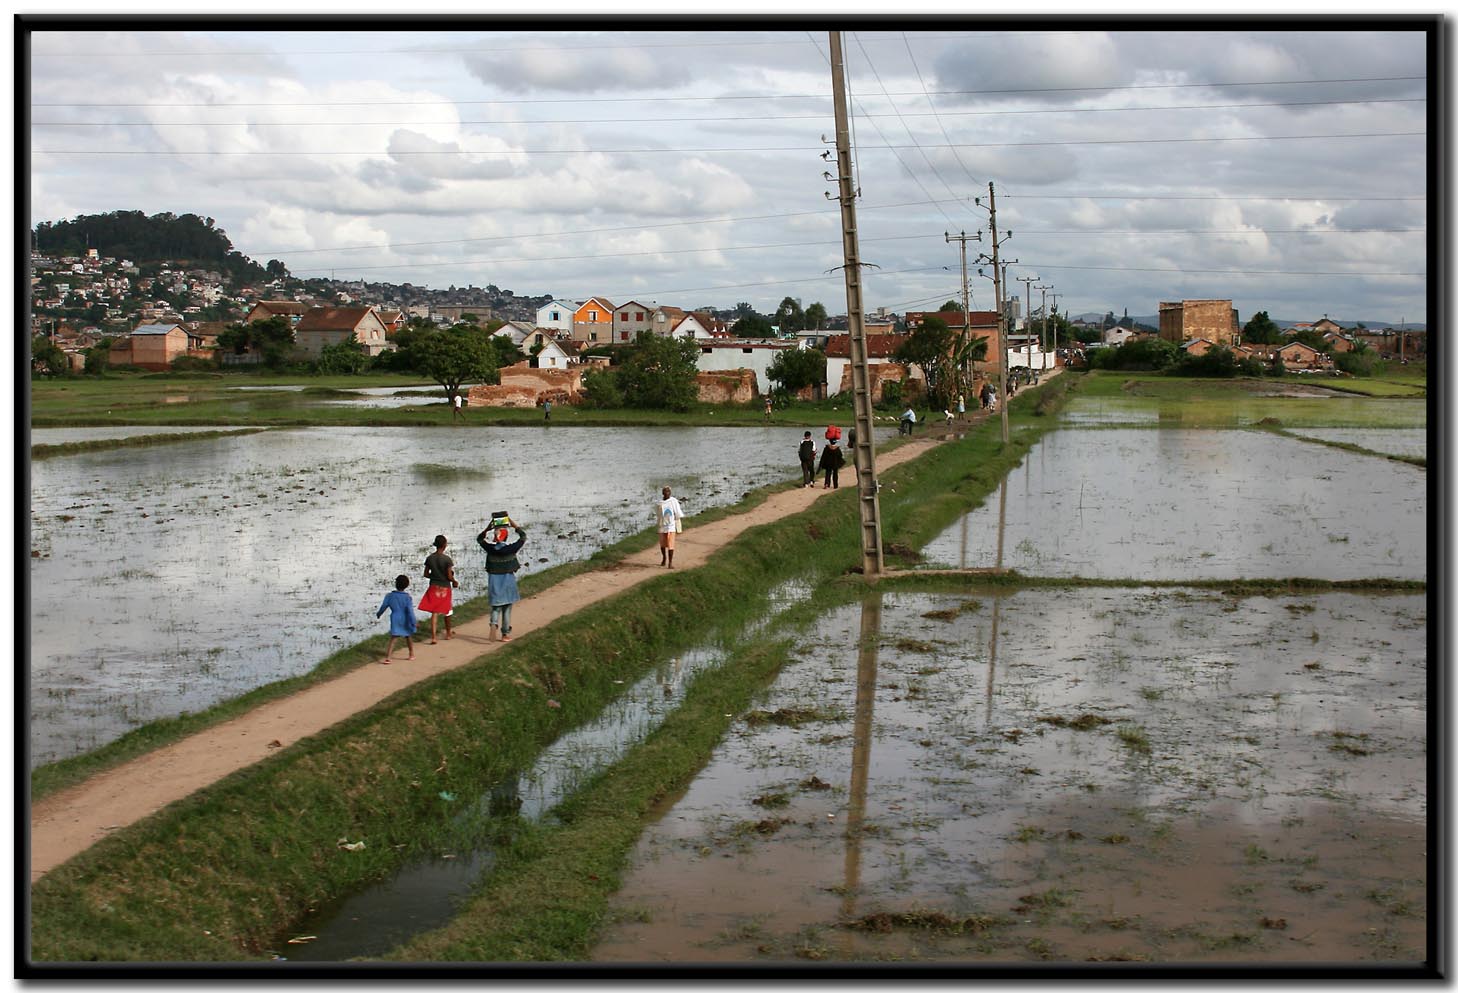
593,587,1426,964
1286,428,1428,460
920,429,1425,580
30,426,250,444
1061,392,1425,429
28,426,831,766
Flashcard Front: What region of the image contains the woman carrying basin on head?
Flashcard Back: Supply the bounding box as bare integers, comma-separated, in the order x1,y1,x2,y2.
478,512,527,642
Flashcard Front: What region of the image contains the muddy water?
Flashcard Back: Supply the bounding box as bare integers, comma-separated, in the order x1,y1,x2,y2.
1286,428,1427,459
920,429,1425,580
28,426,838,766
593,588,1426,964
1062,394,1424,428
281,578,815,961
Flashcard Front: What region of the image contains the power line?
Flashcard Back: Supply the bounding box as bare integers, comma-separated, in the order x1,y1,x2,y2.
27,97,1428,128
31,131,1425,155
1025,262,1425,277
30,74,1425,108
1005,193,1426,201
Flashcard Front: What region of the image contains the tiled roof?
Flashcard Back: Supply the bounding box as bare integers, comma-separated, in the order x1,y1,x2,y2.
296,306,376,331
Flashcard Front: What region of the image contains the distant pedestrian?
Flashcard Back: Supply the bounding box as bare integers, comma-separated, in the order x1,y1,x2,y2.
899,406,917,435
980,382,992,410
477,521,527,642
957,393,966,420
543,399,552,422
452,392,464,421
764,397,773,422
657,486,685,567
418,534,458,644
819,437,845,489
376,574,417,664
798,431,817,487
847,426,857,469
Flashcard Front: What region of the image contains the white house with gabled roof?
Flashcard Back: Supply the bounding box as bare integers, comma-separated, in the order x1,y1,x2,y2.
535,299,579,334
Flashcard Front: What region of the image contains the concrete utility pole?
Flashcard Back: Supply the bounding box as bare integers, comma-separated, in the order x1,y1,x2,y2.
985,184,1014,443
1047,290,1062,369
1016,274,1038,361
1034,283,1052,370
945,229,979,400
828,30,884,576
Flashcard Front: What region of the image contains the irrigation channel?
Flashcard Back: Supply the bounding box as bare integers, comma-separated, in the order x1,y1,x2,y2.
27,374,1429,968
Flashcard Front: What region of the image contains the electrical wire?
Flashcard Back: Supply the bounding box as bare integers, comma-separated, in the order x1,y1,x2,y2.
31,130,1424,155
30,74,1426,107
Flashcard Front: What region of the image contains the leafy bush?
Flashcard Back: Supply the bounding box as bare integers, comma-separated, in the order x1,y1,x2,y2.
1334,348,1386,377
580,367,622,408
315,338,369,375
1169,345,1238,377
767,347,826,393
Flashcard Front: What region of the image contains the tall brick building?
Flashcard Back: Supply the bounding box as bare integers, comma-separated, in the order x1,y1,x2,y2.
1158,299,1240,345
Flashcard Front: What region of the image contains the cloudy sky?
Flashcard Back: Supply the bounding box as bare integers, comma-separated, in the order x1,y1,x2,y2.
26,21,1432,324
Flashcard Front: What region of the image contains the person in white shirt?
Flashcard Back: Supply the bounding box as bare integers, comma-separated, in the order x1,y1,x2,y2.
656,486,686,568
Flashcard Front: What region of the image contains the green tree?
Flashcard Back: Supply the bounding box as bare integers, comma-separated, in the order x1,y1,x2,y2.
1335,344,1384,377
1089,337,1179,371
733,301,757,319
894,316,956,407
407,326,500,405
773,297,804,334
83,337,113,375
767,347,826,394
218,316,296,369
1170,345,1239,377
613,333,700,411
940,299,964,313
316,337,369,375
1289,328,1330,353
803,301,828,330
733,313,775,338
580,366,623,408
31,334,69,376
1241,311,1283,345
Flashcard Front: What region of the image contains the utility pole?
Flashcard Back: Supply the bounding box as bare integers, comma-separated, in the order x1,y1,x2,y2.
1034,283,1051,370
945,229,979,402
828,30,883,576
1047,291,1062,369
1016,274,1038,364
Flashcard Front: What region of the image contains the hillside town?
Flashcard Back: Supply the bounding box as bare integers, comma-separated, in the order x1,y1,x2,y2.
30,248,1428,408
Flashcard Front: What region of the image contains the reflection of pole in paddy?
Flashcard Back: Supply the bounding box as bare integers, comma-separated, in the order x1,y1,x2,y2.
842,590,882,932
987,474,1007,722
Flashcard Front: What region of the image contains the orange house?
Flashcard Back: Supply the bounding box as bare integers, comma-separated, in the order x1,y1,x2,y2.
571,296,616,343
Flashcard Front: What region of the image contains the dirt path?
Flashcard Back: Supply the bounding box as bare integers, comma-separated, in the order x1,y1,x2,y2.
30,428,963,881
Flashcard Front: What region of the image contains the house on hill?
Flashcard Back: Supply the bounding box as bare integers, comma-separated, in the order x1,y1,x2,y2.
1277,340,1332,372
535,298,580,334
246,300,310,324
294,306,392,358
571,297,616,343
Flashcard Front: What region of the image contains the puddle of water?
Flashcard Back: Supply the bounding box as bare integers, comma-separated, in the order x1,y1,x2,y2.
28,427,838,766
1286,428,1427,460
921,429,1425,580
275,578,817,961
594,587,1426,963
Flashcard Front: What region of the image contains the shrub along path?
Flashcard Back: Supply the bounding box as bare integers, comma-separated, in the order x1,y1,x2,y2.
29,426,967,882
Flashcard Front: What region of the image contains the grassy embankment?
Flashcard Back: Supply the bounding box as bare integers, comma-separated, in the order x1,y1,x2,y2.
28,379,1069,965
30,428,271,460
30,371,918,431
1071,372,1427,429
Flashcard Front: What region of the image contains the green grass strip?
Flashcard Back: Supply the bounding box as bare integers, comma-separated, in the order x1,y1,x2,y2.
29,428,273,460
868,572,1425,597
1253,425,1426,468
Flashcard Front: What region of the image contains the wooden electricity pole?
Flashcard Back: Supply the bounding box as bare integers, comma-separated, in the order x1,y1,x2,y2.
987,183,1010,444
829,30,883,575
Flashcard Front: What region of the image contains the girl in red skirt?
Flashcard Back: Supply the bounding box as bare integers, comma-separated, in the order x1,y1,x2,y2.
418,534,458,643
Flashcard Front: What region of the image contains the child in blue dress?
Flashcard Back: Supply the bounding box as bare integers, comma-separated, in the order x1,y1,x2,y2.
376,574,418,664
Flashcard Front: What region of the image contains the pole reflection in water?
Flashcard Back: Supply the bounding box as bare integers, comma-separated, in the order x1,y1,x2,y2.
841,590,882,939
988,474,1008,722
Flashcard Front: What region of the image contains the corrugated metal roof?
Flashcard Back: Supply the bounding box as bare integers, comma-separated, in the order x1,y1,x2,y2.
131,323,183,335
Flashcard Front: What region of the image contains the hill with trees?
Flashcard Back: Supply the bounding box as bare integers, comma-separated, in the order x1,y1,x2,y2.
31,210,277,285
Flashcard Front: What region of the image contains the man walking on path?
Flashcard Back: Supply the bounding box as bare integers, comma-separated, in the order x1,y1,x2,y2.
543,399,552,422
452,392,464,421
798,431,817,487
657,486,685,567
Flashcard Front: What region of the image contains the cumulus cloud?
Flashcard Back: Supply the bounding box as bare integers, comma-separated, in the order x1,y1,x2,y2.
931,32,1133,105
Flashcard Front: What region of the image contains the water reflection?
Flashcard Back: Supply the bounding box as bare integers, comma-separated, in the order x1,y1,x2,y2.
840,591,881,930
